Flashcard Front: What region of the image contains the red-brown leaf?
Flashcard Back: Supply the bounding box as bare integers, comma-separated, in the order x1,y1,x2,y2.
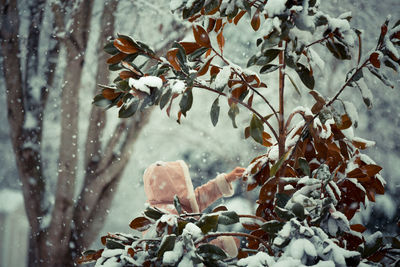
207,18,216,33
237,250,249,260
367,250,386,262
76,249,103,264
214,18,223,32
113,38,139,54
244,127,250,139
106,52,128,64
212,206,228,212
166,49,181,71
247,93,254,108
352,140,367,149
121,61,142,77
179,42,201,54
193,25,211,47
262,132,273,147
347,168,368,179
364,164,382,177
259,178,277,203
127,248,135,258
129,217,152,231
337,114,352,130
217,30,225,53
119,71,136,80
369,52,381,68
251,10,261,31
210,65,220,76
242,222,261,231
197,56,214,76
350,224,367,233
102,88,120,100
234,10,247,25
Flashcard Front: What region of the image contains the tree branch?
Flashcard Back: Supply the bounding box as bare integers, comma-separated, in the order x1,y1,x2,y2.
84,0,118,177
212,48,279,123
193,82,279,142
73,109,152,250
195,232,273,255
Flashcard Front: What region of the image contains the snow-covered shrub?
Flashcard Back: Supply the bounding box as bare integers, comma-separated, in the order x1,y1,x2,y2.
81,0,400,266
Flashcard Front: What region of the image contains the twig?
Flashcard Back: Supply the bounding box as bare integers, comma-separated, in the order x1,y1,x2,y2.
239,214,267,223
180,212,267,223
194,82,279,141
195,232,273,255
282,58,370,174
305,36,330,48
212,48,279,123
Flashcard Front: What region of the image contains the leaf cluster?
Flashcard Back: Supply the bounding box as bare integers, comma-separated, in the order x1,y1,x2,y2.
88,0,400,265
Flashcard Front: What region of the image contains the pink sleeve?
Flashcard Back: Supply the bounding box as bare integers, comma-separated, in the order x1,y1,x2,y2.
194,174,234,212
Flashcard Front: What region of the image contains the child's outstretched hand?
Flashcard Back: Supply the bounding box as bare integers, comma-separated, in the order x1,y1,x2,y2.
226,167,246,182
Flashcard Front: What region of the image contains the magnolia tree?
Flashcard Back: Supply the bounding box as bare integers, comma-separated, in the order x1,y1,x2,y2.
80,0,400,266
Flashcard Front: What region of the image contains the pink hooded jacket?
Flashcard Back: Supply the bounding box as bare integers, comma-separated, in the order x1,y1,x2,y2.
143,160,234,214
143,160,239,257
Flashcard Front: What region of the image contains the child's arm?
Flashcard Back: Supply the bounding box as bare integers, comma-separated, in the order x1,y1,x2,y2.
194,167,245,212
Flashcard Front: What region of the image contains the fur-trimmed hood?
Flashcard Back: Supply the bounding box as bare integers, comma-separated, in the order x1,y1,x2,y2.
143,160,200,213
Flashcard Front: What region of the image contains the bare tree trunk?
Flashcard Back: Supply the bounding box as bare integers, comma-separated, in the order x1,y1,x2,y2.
1,0,186,265
45,1,94,266
1,1,48,266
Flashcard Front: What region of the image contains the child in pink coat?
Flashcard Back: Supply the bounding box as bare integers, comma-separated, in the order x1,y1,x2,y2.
143,160,245,257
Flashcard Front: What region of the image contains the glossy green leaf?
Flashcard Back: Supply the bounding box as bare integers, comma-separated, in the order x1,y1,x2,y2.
204,0,219,14
291,203,306,220
228,103,239,128
108,63,122,71
157,234,176,258
315,15,328,26
179,89,193,116
275,193,291,208
160,89,172,110
261,220,284,235
105,239,125,250
174,195,182,214
326,41,351,60
182,0,204,19
104,42,119,55
262,49,281,64
367,66,394,88
196,214,219,234
188,47,209,60
197,244,228,261
250,114,264,144
218,211,239,225
247,55,258,67
362,232,383,258
296,63,315,90
270,150,291,177
210,97,220,126
298,157,310,176
260,64,280,74
392,237,400,249
93,94,113,108
137,41,155,56
144,207,164,220
119,98,139,118
274,206,295,221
